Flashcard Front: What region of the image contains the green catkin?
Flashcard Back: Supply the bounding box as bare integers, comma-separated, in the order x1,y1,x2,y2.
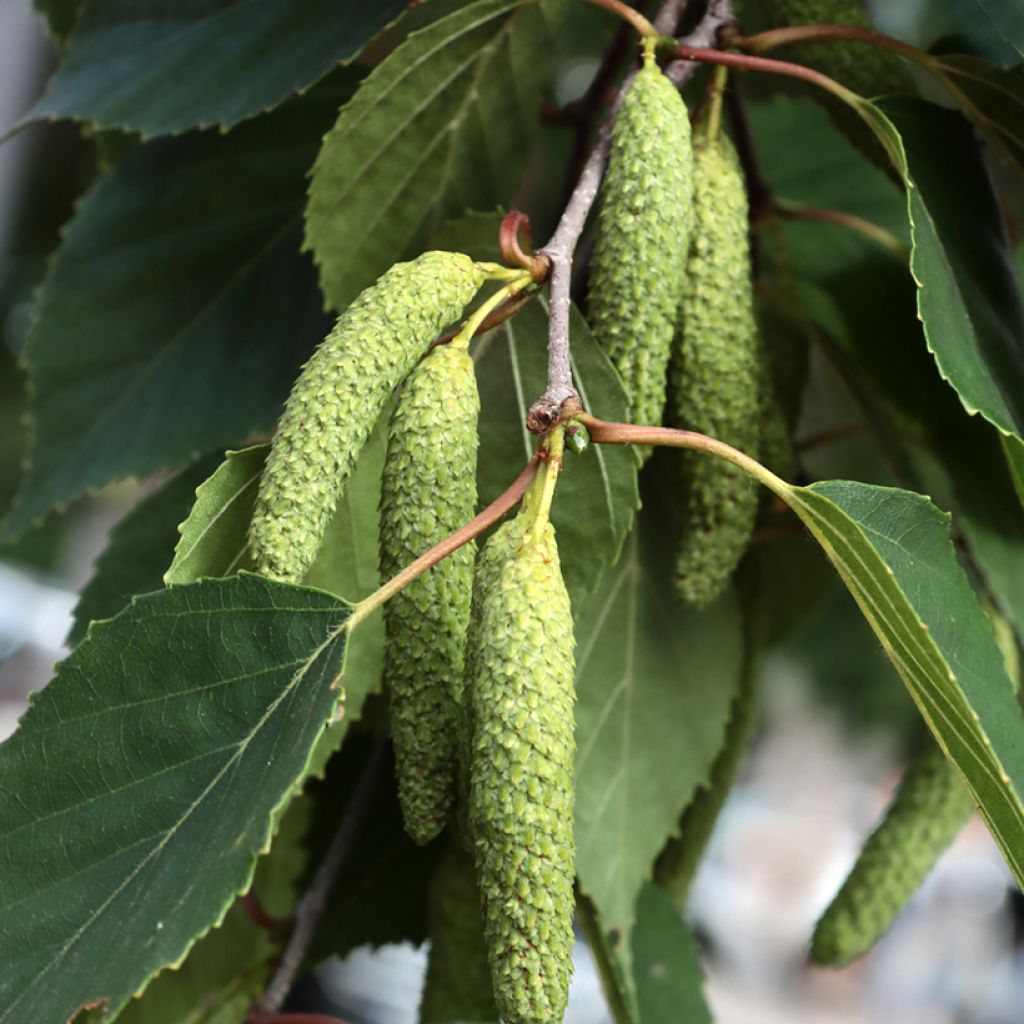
587,52,693,433
380,343,480,845
469,511,576,1024
811,604,1018,967
810,744,974,967
420,841,498,1024
670,135,762,608
760,0,914,168
249,251,483,582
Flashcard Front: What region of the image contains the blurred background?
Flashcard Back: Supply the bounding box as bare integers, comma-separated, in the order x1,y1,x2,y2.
1,1,1020,1021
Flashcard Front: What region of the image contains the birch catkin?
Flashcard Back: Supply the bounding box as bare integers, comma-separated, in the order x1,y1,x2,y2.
249,251,483,582
587,53,693,432
670,135,761,607
380,343,480,845
469,514,576,1024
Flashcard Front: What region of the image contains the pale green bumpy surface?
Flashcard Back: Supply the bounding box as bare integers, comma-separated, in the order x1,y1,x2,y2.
761,0,913,165
811,744,974,966
670,136,761,608
469,519,577,1024
587,58,693,431
380,343,480,845
249,251,483,581
420,841,498,1023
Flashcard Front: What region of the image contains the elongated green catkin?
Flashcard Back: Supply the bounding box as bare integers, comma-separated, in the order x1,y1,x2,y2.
587,55,693,432
469,515,576,1024
420,841,498,1024
760,0,914,167
249,251,483,582
456,519,522,850
670,135,761,608
810,744,974,967
380,343,480,845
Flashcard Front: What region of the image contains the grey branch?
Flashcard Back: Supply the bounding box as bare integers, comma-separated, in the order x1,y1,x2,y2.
255,737,391,1015
527,0,736,434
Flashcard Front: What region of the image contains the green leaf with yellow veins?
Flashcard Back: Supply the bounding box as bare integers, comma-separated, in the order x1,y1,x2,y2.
250,251,483,583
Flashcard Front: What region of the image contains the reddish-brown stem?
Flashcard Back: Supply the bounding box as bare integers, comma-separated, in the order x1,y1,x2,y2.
241,892,293,934
738,24,924,66
773,200,908,259
671,44,860,105
348,456,541,629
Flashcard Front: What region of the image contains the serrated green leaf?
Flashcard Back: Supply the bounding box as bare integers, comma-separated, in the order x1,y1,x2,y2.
2,82,351,540
305,0,560,311
766,475,1024,886
0,575,349,1023
165,447,268,586
632,885,711,1024
115,795,312,1024
69,457,220,645
573,508,744,994
870,96,1024,441
28,0,409,136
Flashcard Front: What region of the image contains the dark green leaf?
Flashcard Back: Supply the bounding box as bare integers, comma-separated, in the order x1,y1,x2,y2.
2,82,350,540
967,0,1024,57
573,507,744,989
69,457,220,645
927,55,1024,177
28,0,408,136
876,97,1024,441
115,795,312,1024
306,0,562,311
632,885,711,1024
0,575,349,1023
307,734,442,962
768,475,1024,887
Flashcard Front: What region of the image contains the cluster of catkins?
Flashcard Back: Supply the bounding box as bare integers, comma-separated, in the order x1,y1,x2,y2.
248,251,577,1023
586,30,979,970
587,48,780,609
